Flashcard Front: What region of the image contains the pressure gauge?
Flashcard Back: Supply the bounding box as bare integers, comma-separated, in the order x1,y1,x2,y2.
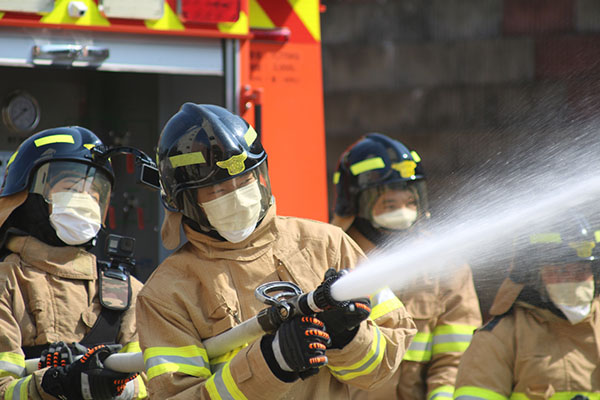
2,91,41,134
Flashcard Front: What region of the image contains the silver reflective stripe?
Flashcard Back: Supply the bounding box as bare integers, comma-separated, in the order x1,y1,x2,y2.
0,361,25,378
211,367,236,400
433,333,473,344
145,354,209,369
455,396,487,400
430,389,453,399
8,378,26,400
371,288,396,305
210,361,226,374
331,327,383,377
408,340,432,352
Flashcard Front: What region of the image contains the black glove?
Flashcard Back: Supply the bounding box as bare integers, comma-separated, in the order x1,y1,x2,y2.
39,342,89,369
41,344,139,400
261,315,330,382
317,268,372,349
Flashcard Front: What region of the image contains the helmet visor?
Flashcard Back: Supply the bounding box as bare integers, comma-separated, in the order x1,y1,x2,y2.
180,162,272,232
30,161,112,220
358,180,428,230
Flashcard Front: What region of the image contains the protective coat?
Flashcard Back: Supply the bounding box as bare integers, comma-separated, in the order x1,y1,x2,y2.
346,227,482,400
136,206,417,399
0,235,145,399
454,276,600,400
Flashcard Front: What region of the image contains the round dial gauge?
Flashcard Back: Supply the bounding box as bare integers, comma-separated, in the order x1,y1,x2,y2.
2,91,41,134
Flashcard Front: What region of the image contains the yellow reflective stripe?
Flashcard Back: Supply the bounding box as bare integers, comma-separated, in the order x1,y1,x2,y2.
4,375,31,400
34,134,74,147
169,152,207,168
429,385,454,400
403,332,433,362
510,393,600,400
529,233,561,243
217,11,249,35
41,0,110,26
135,375,147,399
432,325,476,355
288,0,321,41
391,160,417,178
370,297,403,321
83,143,96,150
349,157,385,175
144,345,210,380
411,150,421,163
6,152,17,168
206,361,248,400
210,345,246,375
0,352,25,378
333,171,340,184
454,386,508,400
595,230,600,243
120,341,141,354
328,325,386,380
244,126,258,147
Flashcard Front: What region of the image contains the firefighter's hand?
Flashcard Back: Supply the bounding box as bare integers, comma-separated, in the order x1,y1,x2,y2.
316,268,371,349
261,315,330,382
41,344,139,400
39,341,89,369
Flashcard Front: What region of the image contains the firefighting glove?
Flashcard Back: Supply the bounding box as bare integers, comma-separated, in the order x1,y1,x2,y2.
39,341,89,369
317,268,372,349
261,315,330,382
41,344,139,400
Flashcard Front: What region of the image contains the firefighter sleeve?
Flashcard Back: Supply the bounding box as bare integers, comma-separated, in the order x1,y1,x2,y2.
0,270,49,400
325,234,418,391
453,315,515,400
136,293,297,399
426,264,482,400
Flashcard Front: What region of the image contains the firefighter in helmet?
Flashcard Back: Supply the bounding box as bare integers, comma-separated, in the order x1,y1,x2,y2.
0,127,146,399
135,103,416,399
455,211,600,398
331,133,482,400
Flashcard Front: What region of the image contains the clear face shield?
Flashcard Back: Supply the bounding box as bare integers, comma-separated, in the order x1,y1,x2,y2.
357,180,428,231
30,160,112,221
179,163,273,241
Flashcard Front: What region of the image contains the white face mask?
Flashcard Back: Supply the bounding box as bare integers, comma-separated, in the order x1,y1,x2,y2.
372,208,418,230
545,280,595,324
49,192,102,245
201,181,262,243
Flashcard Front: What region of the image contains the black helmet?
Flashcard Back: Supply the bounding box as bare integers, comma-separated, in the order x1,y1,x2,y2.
1,126,114,197
157,103,271,231
333,133,428,224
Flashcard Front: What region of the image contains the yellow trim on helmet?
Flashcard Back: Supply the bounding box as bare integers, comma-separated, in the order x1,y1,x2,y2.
34,134,75,147
6,151,17,168
333,172,340,184
244,126,258,147
529,233,561,244
216,152,247,176
410,150,421,163
169,152,207,168
350,157,385,175
568,241,595,258
83,143,96,150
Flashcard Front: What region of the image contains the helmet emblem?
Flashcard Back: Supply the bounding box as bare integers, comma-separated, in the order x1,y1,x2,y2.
217,151,247,175
392,160,417,178
569,241,596,258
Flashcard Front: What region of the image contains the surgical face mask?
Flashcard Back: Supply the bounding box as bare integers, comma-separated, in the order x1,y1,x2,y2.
372,208,418,230
545,280,595,324
49,192,102,245
201,181,262,243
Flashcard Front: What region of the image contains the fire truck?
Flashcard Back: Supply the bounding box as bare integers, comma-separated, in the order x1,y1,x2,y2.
0,0,328,280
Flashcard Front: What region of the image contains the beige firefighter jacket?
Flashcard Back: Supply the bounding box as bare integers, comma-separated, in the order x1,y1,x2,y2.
454,276,600,400
346,227,482,400
136,206,417,399
0,235,145,399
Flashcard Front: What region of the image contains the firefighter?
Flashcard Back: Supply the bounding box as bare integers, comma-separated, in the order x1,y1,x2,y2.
454,211,600,399
0,127,146,399
135,103,417,399
330,133,482,400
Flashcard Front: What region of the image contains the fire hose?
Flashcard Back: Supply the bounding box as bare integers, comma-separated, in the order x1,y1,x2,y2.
25,271,376,374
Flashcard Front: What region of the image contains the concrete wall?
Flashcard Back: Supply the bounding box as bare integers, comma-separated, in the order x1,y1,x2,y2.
321,0,600,316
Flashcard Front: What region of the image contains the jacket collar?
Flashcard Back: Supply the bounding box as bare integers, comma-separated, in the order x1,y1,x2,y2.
6,235,97,280
183,205,278,261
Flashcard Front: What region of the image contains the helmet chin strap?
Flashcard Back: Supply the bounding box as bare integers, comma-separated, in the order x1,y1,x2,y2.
353,217,391,246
